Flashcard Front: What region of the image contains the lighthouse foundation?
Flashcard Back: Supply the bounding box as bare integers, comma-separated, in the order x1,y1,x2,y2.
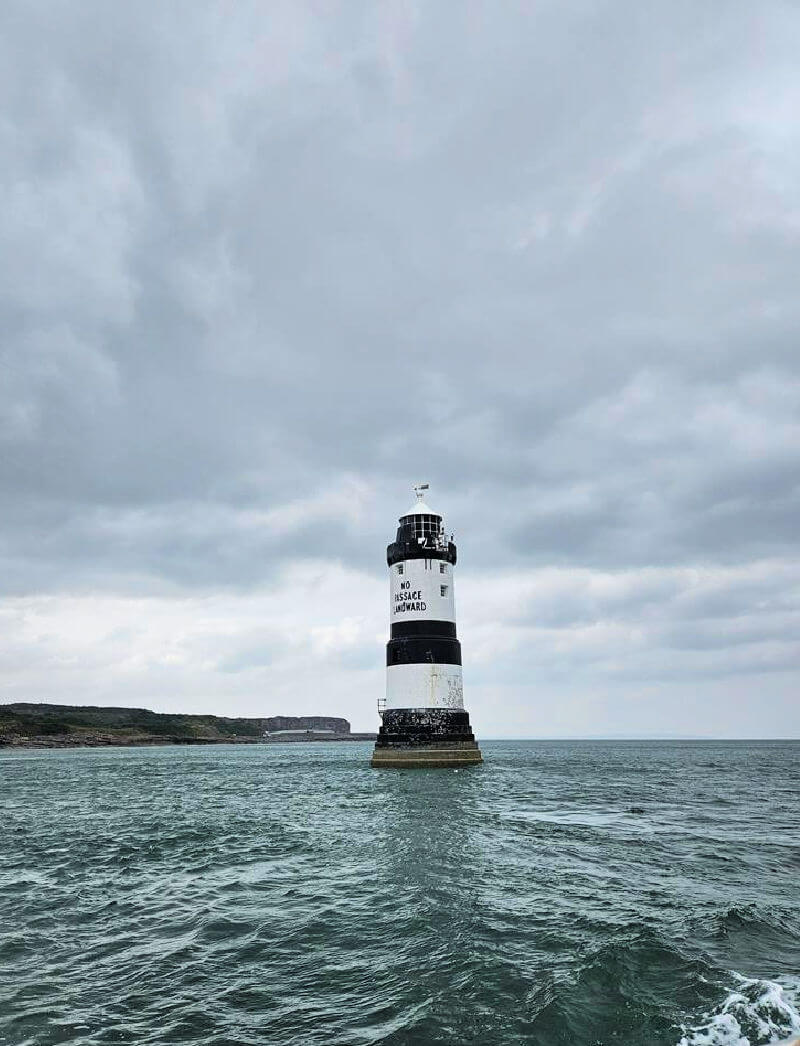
370,709,482,769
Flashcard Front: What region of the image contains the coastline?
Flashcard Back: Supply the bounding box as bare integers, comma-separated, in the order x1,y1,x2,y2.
0,703,375,750
1,733,376,750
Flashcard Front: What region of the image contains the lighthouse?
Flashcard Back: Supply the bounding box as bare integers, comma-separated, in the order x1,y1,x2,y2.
371,485,482,768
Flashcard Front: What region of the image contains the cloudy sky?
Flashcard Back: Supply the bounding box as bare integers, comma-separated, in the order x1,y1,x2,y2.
1,1,798,736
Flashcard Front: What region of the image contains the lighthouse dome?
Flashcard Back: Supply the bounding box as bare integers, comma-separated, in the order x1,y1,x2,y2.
403,497,436,517
401,483,441,520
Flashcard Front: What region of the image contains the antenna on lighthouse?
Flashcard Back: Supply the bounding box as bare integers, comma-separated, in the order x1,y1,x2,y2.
414,483,429,501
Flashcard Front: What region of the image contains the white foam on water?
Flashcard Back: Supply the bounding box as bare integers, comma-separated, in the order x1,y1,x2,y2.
677,975,800,1046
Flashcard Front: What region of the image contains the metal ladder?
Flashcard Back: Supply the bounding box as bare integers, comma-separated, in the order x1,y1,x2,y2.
377,697,386,720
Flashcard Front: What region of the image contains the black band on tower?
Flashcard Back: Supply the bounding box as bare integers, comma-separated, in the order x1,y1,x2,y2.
391,620,457,640
386,637,462,666
386,543,457,567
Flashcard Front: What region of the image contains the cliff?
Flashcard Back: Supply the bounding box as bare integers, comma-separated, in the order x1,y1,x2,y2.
263,715,350,734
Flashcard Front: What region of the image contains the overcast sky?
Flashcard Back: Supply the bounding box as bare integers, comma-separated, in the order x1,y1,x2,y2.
1,1,798,736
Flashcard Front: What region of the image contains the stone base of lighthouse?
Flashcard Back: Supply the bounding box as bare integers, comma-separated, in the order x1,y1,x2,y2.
371,709,482,769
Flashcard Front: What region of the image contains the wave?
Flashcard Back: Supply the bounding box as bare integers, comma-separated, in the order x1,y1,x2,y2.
708,906,797,939
524,932,800,1046
677,974,800,1046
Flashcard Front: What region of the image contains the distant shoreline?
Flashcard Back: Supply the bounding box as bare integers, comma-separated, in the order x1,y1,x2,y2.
0,703,376,750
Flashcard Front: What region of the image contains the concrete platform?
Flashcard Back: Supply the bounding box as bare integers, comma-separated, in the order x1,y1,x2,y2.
370,746,483,769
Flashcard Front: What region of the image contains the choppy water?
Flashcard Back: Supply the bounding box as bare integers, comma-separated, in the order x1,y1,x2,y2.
1,740,799,1046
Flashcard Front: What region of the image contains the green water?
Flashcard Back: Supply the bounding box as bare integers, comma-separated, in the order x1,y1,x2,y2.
1,740,798,1045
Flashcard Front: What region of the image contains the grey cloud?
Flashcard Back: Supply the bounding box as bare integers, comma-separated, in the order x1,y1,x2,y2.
1,0,799,732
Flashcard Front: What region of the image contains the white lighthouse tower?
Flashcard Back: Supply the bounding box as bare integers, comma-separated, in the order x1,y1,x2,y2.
371,485,482,768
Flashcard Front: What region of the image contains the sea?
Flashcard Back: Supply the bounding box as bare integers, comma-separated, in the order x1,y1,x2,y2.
1,740,798,1046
